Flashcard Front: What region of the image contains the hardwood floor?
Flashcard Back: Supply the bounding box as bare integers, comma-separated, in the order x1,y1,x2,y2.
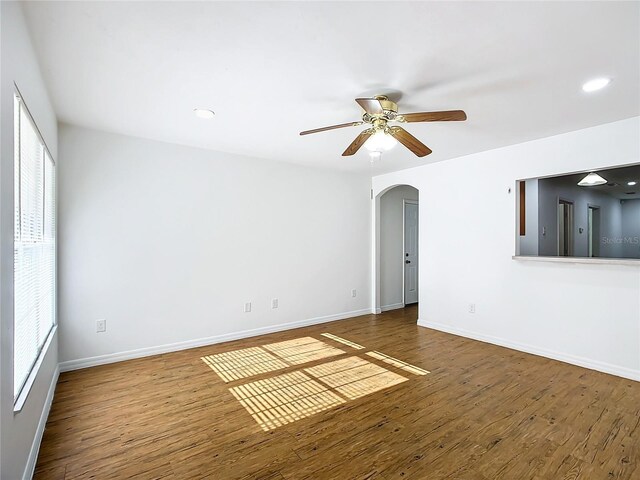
35,306,640,479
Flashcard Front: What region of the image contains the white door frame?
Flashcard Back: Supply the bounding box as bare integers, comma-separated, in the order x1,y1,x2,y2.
402,199,418,305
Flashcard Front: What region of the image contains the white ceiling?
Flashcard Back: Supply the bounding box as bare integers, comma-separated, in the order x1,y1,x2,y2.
22,1,640,174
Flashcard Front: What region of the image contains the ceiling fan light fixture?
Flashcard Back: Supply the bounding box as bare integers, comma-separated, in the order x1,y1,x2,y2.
364,130,397,152
300,97,466,157
578,172,607,186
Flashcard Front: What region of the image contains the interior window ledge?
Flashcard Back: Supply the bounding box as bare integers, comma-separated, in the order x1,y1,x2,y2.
513,255,640,266
13,325,57,413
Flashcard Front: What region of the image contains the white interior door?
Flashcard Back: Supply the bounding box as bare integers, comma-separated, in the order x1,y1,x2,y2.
404,201,419,305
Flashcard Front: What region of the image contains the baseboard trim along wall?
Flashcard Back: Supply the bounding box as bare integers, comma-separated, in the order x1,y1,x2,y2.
380,303,405,312
418,319,640,382
59,308,372,372
23,365,60,480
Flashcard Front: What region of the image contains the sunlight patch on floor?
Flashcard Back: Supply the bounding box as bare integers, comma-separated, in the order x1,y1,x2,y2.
262,337,345,365
320,333,365,350
201,347,289,382
201,337,345,382
305,356,408,400
202,333,430,430
229,371,345,431
366,351,430,375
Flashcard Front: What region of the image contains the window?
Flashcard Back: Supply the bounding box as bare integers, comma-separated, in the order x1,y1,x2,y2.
14,91,56,402
516,164,640,260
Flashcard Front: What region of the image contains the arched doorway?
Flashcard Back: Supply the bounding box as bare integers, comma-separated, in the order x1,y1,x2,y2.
372,184,419,319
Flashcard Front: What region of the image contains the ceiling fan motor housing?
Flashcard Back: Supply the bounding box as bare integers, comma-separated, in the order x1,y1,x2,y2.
374,95,398,113
363,97,400,125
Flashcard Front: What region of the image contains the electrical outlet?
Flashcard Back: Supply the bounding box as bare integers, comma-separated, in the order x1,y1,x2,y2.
469,303,476,314
96,319,107,333
271,298,278,309
244,302,252,313
351,289,357,298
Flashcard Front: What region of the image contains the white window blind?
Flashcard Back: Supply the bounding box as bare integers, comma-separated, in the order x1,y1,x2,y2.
14,92,56,401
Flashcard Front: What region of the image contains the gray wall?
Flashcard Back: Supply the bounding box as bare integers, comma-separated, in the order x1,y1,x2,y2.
380,185,418,309
1,3,59,479
537,177,623,257
621,199,640,258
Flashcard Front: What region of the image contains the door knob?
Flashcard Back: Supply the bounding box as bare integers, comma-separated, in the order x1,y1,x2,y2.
405,260,411,264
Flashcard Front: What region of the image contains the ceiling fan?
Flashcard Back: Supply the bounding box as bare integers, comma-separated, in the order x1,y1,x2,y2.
300,95,467,157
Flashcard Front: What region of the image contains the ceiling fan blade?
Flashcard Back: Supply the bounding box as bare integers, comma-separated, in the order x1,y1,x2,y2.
355,98,384,115
300,121,363,136
342,129,375,156
401,110,467,123
388,126,432,157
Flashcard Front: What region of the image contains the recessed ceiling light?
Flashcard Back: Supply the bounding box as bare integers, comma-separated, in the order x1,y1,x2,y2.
193,108,215,119
582,77,611,93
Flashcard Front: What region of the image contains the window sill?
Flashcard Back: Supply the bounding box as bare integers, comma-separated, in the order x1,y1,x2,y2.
14,325,57,413
512,255,640,266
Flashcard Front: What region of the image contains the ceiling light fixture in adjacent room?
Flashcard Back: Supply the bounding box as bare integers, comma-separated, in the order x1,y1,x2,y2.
193,108,215,119
578,172,607,186
582,77,611,93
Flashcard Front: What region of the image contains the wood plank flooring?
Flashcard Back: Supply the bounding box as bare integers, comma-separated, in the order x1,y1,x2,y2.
35,306,640,479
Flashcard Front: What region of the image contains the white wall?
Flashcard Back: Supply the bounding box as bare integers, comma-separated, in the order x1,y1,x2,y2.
621,199,640,259
0,3,59,479
379,186,418,310
373,117,640,381
57,125,371,366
